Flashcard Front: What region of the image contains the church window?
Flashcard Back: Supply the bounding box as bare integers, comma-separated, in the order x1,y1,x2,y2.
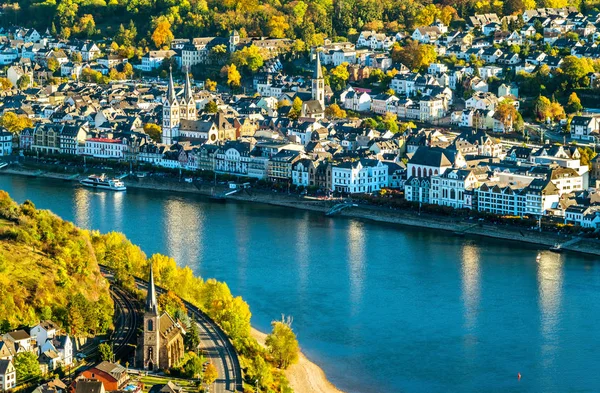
148,320,153,331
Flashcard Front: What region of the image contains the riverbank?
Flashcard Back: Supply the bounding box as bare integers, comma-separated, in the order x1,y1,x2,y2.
250,328,345,393
2,166,599,257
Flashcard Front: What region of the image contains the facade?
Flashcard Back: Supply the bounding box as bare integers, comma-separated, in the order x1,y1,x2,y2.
0,132,12,156
80,138,127,159
0,359,16,392
331,159,388,194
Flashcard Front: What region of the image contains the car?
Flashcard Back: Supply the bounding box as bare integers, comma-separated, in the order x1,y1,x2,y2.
76,352,86,360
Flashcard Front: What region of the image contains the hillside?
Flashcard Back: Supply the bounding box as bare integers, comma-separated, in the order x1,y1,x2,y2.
0,191,114,336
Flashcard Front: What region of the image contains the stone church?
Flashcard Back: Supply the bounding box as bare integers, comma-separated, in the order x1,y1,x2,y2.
138,265,185,371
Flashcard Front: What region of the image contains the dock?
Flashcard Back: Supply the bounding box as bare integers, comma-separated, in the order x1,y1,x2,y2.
326,202,358,216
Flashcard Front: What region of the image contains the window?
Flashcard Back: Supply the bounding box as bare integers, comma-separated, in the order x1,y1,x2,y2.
148,319,153,331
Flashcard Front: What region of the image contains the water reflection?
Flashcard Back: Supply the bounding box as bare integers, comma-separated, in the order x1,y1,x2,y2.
236,211,249,286
163,198,203,265
537,252,563,367
347,220,365,315
112,191,124,232
461,242,480,331
73,187,91,229
295,214,310,292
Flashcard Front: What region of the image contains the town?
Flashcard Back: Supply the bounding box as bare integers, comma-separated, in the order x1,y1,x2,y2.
0,7,600,231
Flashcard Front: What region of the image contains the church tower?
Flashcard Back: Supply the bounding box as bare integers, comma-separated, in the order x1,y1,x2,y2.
229,30,240,53
180,67,196,121
142,264,160,371
162,66,180,145
312,52,325,110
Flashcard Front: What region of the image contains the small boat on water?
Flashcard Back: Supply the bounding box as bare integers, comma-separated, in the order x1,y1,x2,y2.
549,243,562,253
536,253,542,262
80,174,127,191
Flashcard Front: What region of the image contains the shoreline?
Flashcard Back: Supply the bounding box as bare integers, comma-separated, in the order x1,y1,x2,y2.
250,328,346,393
2,167,599,257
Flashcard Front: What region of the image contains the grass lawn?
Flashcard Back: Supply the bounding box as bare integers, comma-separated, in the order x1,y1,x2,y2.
138,375,199,393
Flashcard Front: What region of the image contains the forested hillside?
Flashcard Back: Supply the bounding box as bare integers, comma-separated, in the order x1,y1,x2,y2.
0,191,114,336
1,0,592,52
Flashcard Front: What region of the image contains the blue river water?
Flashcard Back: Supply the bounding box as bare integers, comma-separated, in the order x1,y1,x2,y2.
1,175,600,393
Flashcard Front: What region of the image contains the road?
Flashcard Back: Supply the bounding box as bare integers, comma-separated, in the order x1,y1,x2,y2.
100,266,243,393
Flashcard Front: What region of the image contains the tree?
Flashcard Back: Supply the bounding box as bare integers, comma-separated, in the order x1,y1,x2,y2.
226,64,241,89
203,362,218,385
98,342,113,361
158,291,187,316
0,112,33,134
143,123,162,143
17,75,31,90
362,118,377,128
205,79,217,92
414,4,439,27
205,101,218,113
560,56,594,89
329,63,350,91
231,45,264,72
182,353,204,379
533,95,552,122
495,102,518,131
184,321,200,351
267,15,290,38
438,5,457,26
289,97,303,120
265,318,299,369
14,352,41,382
566,92,583,114
47,57,60,73
0,78,11,91
325,104,347,119
578,146,597,170
392,41,437,71
151,18,174,49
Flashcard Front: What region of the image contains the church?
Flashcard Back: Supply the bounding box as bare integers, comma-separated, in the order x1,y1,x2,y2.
301,53,326,120
137,265,185,371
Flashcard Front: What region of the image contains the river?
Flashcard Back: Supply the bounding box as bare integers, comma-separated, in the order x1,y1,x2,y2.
2,175,600,393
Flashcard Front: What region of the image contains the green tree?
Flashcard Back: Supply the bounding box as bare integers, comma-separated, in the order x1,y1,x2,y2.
98,343,113,361
184,320,200,351
566,92,583,114
14,352,41,382
231,45,264,73
47,57,60,73
329,63,349,91
205,101,218,113
265,319,299,369
17,75,31,89
288,97,303,120
182,353,204,379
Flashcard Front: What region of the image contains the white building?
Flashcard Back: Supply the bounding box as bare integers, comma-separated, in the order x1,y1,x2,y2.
80,137,127,159
0,132,12,156
332,159,388,194
475,178,560,216
141,50,176,72
570,115,600,141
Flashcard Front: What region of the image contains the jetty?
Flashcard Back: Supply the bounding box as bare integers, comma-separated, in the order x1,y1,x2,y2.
326,202,358,216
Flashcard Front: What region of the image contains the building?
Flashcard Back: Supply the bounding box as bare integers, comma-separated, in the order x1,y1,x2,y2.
0,132,12,156
331,159,388,194
475,178,560,216
570,115,599,141
0,359,16,392
79,362,128,391
301,54,325,119
80,138,127,159
430,167,489,209
138,265,185,371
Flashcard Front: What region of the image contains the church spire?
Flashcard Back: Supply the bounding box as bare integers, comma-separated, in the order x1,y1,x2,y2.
146,264,158,315
314,51,323,80
167,65,176,104
183,66,193,103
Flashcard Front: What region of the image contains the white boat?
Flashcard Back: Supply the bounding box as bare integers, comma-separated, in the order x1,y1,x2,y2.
80,174,127,191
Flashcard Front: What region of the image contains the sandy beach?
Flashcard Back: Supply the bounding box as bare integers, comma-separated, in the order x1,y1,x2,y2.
251,328,346,393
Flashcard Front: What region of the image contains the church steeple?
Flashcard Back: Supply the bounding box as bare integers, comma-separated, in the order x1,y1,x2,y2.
183,66,193,103
312,51,325,110
167,65,176,104
146,264,158,315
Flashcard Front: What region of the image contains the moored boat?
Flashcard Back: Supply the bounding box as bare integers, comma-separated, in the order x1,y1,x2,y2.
549,243,562,253
80,174,126,191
